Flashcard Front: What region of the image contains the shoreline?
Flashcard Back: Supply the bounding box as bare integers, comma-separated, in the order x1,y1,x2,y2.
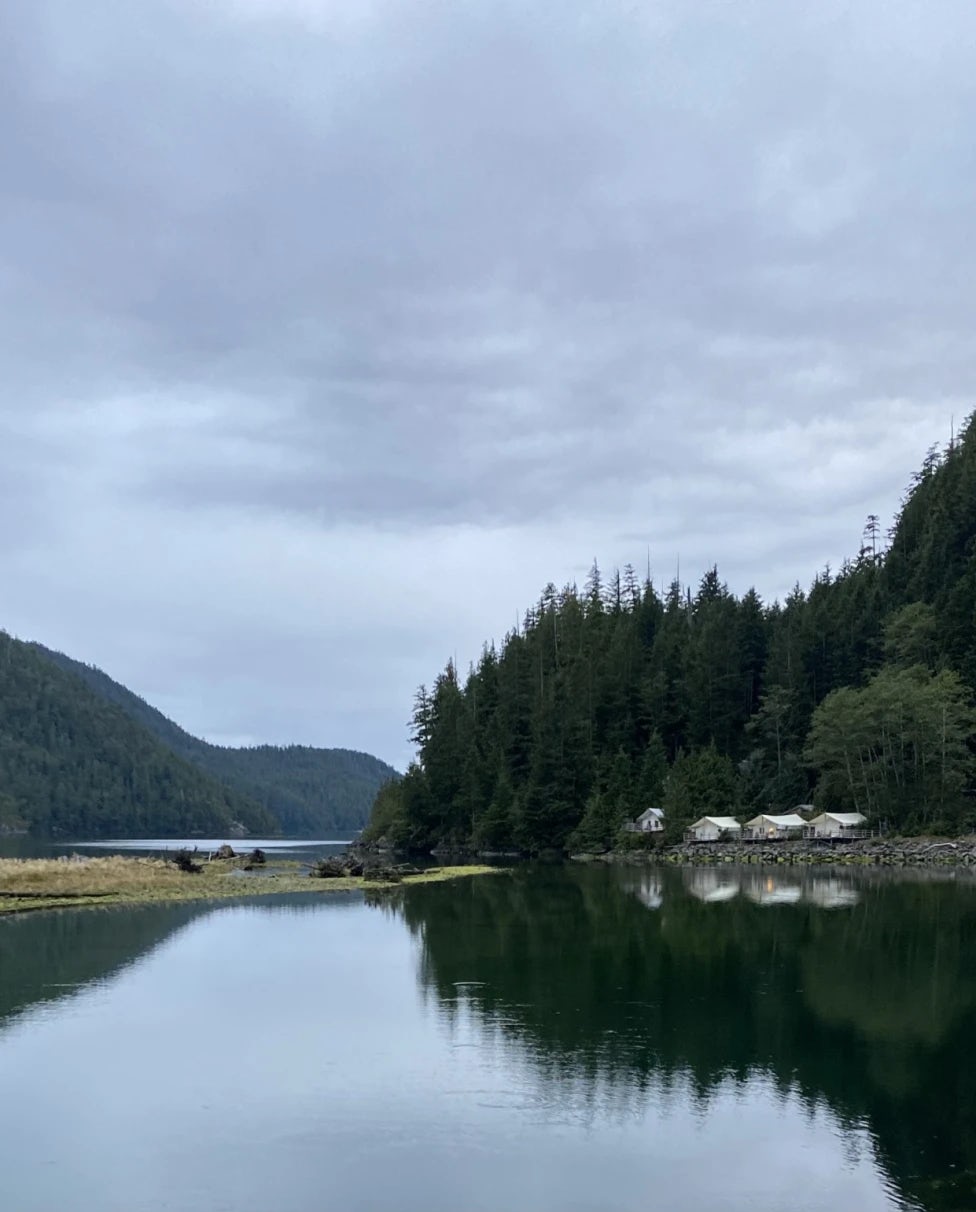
0,857,501,917
572,835,976,868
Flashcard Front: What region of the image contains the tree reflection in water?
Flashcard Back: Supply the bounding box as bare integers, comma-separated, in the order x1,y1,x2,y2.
395,864,976,1212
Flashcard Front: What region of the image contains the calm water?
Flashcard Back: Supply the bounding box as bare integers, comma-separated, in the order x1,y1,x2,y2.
0,863,973,1212
0,836,352,862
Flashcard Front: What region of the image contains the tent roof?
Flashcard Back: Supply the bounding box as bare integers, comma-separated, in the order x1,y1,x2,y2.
690,816,741,829
815,812,867,826
636,807,664,821
745,813,807,828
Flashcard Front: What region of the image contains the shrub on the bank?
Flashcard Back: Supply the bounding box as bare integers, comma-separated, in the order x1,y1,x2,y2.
614,830,664,853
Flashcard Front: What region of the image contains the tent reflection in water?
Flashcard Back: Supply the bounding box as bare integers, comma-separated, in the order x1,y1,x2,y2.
684,868,741,903
805,876,860,909
743,873,803,905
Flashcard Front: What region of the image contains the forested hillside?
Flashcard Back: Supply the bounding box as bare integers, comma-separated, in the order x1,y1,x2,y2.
0,634,277,838
367,415,976,852
32,646,398,836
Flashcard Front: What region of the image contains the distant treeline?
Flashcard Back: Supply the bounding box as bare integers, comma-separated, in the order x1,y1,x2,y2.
367,415,976,852
0,636,275,837
33,647,399,837
0,638,398,839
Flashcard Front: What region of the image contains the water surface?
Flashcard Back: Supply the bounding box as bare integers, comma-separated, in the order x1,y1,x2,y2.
0,835,350,862
0,863,972,1211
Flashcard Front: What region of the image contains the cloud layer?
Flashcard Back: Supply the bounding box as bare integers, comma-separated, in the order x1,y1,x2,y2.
2,0,973,766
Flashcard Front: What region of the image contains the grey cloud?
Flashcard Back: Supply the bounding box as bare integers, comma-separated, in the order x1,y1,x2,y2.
2,0,974,760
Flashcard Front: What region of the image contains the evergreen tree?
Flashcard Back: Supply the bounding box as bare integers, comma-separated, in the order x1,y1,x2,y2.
368,413,976,849
472,765,516,851
636,731,668,807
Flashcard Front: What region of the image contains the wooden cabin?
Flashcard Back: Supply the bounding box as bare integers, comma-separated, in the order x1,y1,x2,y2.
624,807,665,834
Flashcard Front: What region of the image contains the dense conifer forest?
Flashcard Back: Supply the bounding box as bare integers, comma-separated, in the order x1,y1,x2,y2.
366,416,976,852
0,635,276,837
33,646,399,836
0,639,397,838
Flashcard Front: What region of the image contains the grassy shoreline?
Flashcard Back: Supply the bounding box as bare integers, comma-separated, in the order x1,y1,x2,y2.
0,856,501,916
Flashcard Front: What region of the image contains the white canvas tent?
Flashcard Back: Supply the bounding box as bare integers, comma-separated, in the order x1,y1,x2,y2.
743,813,807,840
685,816,741,842
806,812,868,839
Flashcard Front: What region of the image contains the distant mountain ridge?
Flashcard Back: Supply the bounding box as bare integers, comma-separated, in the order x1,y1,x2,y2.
31,644,399,836
0,633,277,838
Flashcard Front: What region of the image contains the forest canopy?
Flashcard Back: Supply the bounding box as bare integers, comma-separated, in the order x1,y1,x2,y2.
0,633,276,838
0,638,398,838
366,415,976,852
32,644,399,838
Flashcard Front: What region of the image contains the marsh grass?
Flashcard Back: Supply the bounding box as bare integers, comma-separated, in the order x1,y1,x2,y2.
0,856,501,915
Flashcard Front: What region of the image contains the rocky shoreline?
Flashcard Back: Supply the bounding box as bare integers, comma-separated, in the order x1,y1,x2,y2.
573,836,976,868
367,835,976,870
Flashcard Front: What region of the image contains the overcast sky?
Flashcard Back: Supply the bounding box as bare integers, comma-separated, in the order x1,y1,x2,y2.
2,0,973,769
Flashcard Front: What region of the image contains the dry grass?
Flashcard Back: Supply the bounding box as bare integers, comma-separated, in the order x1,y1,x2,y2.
0,855,193,896
0,856,502,915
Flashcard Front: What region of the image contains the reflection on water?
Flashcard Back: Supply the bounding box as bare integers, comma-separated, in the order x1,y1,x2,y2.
0,836,351,861
677,866,861,908
400,865,976,1212
0,899,205,1024
806,876,860,909
619,867,663,908
684,867,743,902
0,866,973,1211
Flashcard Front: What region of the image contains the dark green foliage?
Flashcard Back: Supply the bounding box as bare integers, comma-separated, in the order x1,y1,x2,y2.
739,687,808,813
805,665,975,830
0,634,276,838
663,746,739,841
472,766,516,851
196,744,397,836
30,645,398,836
369,414,976,851
636,732,668,807
883,602,939,670
361,778,410,846
566,791,614,854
